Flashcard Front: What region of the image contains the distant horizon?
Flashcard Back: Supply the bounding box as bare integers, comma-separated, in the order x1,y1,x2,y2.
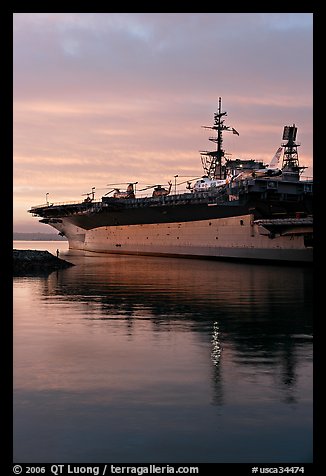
13,231,67,241
14,231,59,234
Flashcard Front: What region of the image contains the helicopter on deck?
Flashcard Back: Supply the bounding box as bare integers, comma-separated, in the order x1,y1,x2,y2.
192,176,231,192
104,182,137,199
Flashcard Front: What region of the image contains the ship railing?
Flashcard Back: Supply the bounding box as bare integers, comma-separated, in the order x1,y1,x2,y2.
31,185,231,211
30,200,103,209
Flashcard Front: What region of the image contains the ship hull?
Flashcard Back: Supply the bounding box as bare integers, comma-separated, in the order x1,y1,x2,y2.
48,214,313,263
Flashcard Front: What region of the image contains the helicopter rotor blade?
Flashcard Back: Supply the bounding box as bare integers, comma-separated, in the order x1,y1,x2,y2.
104,189,116,196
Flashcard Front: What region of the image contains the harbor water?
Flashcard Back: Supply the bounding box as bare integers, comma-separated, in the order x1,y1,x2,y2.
13,241,313,463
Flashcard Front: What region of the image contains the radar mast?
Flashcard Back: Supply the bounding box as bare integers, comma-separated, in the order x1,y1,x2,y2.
282,125,299,169
200,97,239,179
281,124,307,179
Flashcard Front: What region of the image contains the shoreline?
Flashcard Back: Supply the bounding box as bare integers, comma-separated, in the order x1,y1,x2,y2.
13,249,74,275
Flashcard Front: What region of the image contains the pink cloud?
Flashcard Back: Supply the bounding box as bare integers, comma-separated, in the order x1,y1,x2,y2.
13,13,313,232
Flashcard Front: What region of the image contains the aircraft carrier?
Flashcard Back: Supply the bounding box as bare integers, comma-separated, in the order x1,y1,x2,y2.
29,98,313,263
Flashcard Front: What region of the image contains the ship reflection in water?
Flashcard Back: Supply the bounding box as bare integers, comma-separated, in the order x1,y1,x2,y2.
13,245,313,463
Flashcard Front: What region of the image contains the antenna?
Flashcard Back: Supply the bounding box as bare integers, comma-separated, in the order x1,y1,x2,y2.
281,124,302,171
200,98,239,179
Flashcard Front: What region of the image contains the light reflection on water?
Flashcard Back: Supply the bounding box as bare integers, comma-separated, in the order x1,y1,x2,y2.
13,242,313,463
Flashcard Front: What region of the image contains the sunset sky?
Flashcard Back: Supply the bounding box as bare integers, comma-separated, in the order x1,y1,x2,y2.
13,13,313,232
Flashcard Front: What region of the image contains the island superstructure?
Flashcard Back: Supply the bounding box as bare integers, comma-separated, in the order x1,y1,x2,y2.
29,98,313,263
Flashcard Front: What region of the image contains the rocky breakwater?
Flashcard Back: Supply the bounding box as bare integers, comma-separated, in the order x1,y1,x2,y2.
13,249,75,275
